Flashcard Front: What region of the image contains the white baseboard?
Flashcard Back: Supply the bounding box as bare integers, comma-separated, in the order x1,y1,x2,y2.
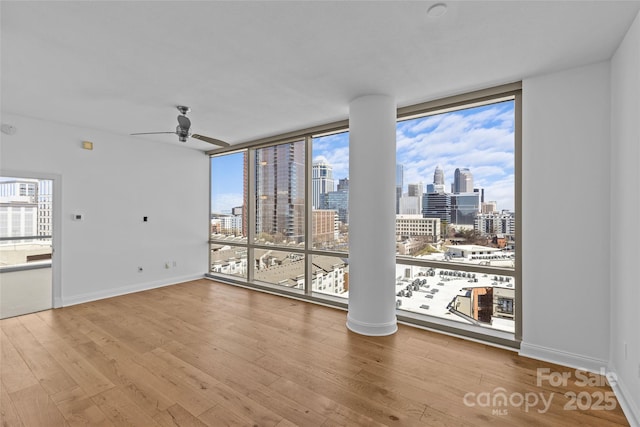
520,342,638,427
608,370,640,427
519,342,609,373
61,274,206,307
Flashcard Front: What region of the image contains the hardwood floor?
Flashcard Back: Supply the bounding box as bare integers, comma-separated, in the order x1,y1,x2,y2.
0,279,630,426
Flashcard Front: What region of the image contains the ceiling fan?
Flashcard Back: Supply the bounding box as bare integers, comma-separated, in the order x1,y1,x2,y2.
131,106,229,147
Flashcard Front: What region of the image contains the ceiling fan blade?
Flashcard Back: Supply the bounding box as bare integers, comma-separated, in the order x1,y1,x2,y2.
130,131,176,136
191,134,230,147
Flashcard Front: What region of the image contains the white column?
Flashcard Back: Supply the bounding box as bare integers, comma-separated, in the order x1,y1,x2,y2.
347,94,397,336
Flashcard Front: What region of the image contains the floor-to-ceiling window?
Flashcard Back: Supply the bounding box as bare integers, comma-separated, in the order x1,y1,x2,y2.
210,151,248,280
209,131,351,301
394,96,519,340
311,130,350,299
253,140,307,290
208,83,521,345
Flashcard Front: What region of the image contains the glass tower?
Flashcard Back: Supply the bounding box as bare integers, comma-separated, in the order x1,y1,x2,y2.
255,141,306,243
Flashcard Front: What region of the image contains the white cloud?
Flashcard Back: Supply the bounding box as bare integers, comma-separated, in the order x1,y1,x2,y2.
395,102,515,210
308,101,516,210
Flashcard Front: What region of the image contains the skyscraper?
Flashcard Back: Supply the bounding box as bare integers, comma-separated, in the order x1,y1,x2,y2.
255,141,306,243
453,168,474,193
337,177,349,192
242,151,248,237
323,190,349,224
401,183,424,215
433,165,446,193
0,179,39,242
399,196,421,215
408,183,423,197
424,192,451,223
312,161,334,209
322,177,348,224
451,192,480,225
37,180,53,237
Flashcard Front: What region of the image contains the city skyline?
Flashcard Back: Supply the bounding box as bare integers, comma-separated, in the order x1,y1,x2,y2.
397,100,515,211
212,100,515,213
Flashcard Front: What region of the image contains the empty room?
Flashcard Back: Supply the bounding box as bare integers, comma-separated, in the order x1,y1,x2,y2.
1,1,639,426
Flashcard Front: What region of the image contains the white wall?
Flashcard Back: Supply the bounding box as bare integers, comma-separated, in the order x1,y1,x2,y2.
611,10,640,426
0,113,209,306
521,62,611,367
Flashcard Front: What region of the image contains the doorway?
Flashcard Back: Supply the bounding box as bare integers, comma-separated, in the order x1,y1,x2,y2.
0,175,55,318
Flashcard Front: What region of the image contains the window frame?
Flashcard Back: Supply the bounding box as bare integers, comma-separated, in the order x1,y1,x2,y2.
208,81,522,346
393,83,522,345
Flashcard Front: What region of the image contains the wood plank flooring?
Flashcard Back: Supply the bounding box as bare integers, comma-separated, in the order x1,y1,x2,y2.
0,279,630,426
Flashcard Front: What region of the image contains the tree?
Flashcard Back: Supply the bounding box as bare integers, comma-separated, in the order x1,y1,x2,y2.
456,228,483,244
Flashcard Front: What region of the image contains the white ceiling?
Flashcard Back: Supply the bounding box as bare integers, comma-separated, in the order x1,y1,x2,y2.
2,1,639,151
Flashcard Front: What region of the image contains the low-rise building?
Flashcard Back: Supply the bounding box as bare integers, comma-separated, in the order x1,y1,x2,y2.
395,215,441,240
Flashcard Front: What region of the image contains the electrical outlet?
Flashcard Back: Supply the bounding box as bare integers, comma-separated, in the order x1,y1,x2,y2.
164,262,170,269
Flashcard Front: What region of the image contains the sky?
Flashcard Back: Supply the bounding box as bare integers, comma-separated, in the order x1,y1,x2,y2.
211,100,515,213
396,100,515,211
210,151,245,214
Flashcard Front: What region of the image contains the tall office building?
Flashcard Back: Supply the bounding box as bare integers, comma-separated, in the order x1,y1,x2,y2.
396,164,404,214
399,196,421,215
451,192,480,226
398,182,424,215
0,202,37,242
255,142,306,243
424,192,452,223
323,190,349,224
337,177,349,192
401,183,424,215
453,168,474,193
37,180,53,237
408,183,423,197
0,179,37,201
0,179,52,239
322,178,349,224
312,161,334,209
242,151,248,237
433,166,446,193
433,166,444,186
